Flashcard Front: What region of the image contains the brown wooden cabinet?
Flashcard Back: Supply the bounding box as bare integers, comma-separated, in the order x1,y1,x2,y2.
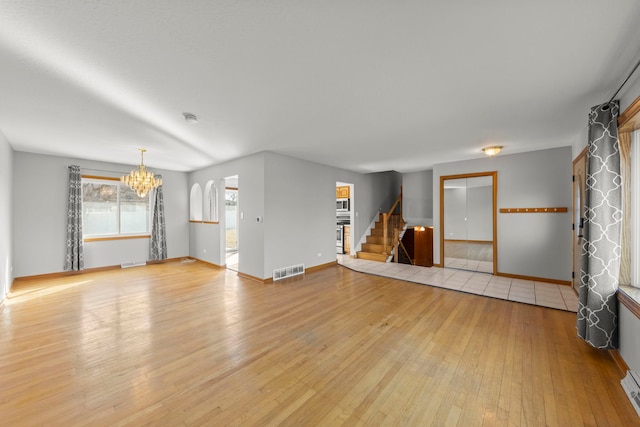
344,225,351,254
399,226,433,267
336,186,350,199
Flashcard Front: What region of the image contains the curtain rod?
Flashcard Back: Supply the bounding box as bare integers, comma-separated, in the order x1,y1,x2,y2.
609,55,640,103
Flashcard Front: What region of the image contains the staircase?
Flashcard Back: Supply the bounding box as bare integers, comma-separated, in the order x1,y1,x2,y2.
357,214,404,262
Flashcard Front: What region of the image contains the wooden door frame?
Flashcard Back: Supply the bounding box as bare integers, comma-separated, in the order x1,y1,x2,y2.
572,146,588,292
440,171,498,275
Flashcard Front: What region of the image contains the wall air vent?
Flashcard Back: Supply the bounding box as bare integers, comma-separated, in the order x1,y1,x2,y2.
621,370,640,417
121,261,147,269
273,264,305,281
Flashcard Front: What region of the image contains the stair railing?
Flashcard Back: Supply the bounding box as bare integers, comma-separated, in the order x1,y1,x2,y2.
381,187,404,255
394,237,414,264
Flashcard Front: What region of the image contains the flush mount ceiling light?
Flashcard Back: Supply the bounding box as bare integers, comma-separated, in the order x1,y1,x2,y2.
482,146,503,157
183,112,198,124
121,148,162,197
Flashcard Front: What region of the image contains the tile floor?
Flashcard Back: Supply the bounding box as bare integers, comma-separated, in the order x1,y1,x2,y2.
226,251,239,271
338,255,579,312
444,257,493,273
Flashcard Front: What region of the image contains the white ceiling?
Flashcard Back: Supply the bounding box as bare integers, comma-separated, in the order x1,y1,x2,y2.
1,1,640,173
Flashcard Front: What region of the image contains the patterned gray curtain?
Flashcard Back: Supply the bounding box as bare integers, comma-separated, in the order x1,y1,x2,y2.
149,176,167,260
64,165,84,271
577,101,621,349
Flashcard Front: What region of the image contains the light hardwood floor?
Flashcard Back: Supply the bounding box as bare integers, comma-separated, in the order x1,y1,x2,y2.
444,241,493,262
1,261,637,426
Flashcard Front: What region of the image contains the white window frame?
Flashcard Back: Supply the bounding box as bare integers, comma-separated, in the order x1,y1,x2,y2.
632,130,640,287
81,176,152,239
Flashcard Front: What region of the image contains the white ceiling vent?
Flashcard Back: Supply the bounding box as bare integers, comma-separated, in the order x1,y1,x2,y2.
273,264,305,281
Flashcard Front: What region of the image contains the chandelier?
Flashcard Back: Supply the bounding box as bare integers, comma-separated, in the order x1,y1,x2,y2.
121,149,162,197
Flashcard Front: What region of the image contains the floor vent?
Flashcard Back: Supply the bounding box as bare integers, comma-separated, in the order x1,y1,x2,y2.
273,264,305,281
121,261,147,269
621,370,640,417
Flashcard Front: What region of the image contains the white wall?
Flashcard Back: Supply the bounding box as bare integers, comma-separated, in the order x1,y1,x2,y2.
402,170,433,226
189,152,266,279
433,147,572,282
189,151,402,280
0,131,13,301
12,152,189,277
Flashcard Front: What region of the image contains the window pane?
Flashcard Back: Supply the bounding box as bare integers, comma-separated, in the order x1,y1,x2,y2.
82,183,118,236
120,185,150,234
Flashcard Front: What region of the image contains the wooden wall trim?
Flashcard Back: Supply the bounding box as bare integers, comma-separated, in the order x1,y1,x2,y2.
573,145,589,165
496,272,572,286
610,349,630,378
81,175,121,181
190,258,223,269
619,94,640,133
235,262,338,284
11,257,185,285
84,235,150,242
500,207,567,214
443,239,493,244
618,287,640,319
306,261,337,273
237,272,267,283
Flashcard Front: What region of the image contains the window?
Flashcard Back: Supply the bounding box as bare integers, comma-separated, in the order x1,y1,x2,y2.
203,180,219,222
631,130,640,287
82,177,151,238
190,183,202,221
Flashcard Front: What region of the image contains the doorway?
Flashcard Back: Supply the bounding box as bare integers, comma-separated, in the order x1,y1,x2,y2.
225,176,239,271
440,172,497,274
336,182,354,256
572,148,587,293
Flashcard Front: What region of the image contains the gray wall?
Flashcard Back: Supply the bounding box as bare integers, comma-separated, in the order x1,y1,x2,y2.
402,170,433,226
466,186,493,241
0,132,13,301
12,152,189,277
189,152,266,279
443,188,467,240
620,302,640,373
262,153,401,279
189,151,401,280
264,152,335,277
433,146,572,281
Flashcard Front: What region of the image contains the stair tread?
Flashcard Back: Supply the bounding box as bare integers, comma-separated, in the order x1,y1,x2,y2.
357,251,389,262
359,210,403,262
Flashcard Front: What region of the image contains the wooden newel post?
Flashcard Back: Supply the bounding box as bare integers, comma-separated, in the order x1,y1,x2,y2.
399,186,403,220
